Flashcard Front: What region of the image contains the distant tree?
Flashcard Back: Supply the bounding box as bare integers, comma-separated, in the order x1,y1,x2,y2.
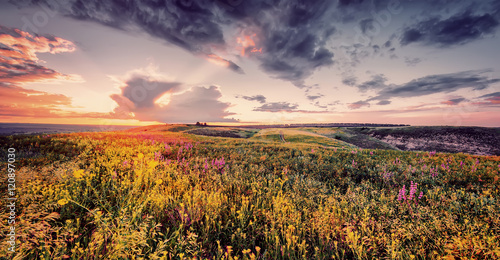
196,122,201,126
203,122,207,126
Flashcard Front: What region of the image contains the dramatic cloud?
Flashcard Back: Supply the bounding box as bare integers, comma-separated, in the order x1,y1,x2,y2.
368,70,500,101
0,25,78,83
400,11,499,47
441,97,467,106
17,0,336,88
0,26,102,121
116,77,181,109
110,72,237,123
238,95,267,103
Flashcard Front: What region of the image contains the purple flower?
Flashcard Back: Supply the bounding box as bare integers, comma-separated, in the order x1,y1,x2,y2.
204,159,209,170
409,181,417,200
397,185,406,201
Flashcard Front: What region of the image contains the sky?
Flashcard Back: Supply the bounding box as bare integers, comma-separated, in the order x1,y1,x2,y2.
0,0,499,127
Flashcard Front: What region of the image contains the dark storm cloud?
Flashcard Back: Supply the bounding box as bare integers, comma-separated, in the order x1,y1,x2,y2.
258,32,334,88
16,0,337,88
70,0,225,53
238,94,267,103
255,0,336,88
400,11,499,47
368,70,500,101
338,0,365,7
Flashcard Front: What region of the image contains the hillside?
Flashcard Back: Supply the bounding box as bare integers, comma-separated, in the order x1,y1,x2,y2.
1,127,499,259
352,126,500,156
132,125,500,156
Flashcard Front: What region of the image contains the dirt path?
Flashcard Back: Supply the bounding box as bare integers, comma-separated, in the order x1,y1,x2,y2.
279,131,286,142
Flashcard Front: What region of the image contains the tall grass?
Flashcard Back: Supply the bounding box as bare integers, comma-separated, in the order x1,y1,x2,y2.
1,131,499,259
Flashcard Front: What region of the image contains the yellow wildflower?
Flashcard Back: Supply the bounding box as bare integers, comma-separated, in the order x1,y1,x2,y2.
73,169,85,179
58,198,69,205
155,179,163,185
147,160,159,170
137,153,144,160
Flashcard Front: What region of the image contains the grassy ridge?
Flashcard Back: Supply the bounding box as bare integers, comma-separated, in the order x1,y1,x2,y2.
1,129,499,259
250,128,357,149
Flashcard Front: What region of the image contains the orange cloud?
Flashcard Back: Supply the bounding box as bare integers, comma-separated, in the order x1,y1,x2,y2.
204,54,244,73
237,33,262,56
0,25,76,84
0,26,116,124
206,54,230,67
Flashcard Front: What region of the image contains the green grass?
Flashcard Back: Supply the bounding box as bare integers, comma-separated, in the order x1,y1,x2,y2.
250,128,357,149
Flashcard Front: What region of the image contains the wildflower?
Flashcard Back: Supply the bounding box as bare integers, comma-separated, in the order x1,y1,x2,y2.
58,198,69,205
370,151,373,155
408,181,417,200
147,160,159,170
137,153,144,160
418,191,423,199
397,185,406,201
73,169,85,179
155,179,163,185
204,159,209,170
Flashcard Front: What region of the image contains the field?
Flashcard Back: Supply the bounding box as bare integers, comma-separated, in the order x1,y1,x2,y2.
1,125,500,259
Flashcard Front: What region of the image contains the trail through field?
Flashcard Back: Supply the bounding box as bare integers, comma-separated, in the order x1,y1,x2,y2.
279,131,286,142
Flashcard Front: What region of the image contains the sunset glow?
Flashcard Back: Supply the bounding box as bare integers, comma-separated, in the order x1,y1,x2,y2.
0,1,499,126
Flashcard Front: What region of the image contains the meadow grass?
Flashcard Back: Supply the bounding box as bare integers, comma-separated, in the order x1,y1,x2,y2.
0,130,499,259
